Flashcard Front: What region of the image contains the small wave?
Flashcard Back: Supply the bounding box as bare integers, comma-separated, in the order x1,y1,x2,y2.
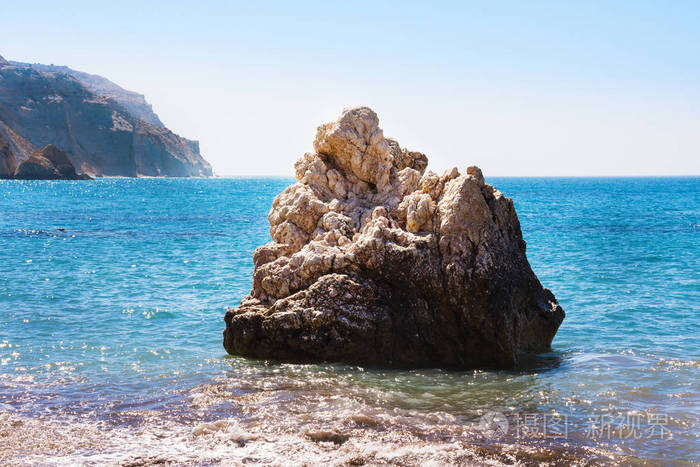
656,358,700,369
120,307,175,320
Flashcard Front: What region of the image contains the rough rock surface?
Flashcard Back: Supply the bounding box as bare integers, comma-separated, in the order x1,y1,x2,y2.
0,132,17,178
0,57,211,177
224,107,564,368
14,144,91,180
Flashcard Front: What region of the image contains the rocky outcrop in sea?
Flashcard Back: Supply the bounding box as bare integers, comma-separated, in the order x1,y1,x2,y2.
14,144,92,180
0,55,211,177
1,132,90,180
0,131,17,179
223,107,565,368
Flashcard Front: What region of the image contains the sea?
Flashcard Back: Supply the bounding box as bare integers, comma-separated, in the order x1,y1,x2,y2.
0,177,697,465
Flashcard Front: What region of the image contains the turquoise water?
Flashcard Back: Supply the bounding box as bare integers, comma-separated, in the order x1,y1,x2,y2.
0,177,698,464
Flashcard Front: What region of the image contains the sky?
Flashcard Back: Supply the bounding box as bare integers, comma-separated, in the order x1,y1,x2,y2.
2,0,699,176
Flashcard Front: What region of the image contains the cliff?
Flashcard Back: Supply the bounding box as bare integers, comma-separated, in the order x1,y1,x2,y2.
0,56,212,177
12,61,164,127
223,107,564,369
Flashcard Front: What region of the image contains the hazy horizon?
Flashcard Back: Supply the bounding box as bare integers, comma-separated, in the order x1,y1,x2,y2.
3,1,699,177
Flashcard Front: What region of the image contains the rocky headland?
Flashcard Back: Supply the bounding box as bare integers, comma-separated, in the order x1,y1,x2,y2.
0,54,211,177
223,107,564,368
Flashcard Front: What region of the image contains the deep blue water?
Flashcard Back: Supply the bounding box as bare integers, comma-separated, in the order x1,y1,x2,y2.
0,177,697,463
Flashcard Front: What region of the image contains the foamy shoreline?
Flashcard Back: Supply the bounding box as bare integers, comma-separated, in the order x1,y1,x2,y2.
1,407,625,466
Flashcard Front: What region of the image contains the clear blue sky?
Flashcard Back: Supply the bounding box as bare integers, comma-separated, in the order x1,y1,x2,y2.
2,0,699,176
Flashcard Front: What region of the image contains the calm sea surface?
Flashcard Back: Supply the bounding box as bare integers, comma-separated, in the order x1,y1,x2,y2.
0,177,697,465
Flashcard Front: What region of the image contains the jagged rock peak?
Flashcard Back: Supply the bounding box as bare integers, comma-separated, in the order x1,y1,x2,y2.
223,106,564,369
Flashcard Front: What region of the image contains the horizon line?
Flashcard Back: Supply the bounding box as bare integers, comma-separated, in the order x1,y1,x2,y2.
209,173,700,178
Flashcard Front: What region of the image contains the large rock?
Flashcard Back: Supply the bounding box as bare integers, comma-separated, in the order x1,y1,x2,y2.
0,132,17,178
14,144,91,180
223,107,564,368
0,58,212,177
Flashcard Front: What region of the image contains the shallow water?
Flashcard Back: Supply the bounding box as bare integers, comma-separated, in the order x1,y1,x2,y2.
0,177,698,465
